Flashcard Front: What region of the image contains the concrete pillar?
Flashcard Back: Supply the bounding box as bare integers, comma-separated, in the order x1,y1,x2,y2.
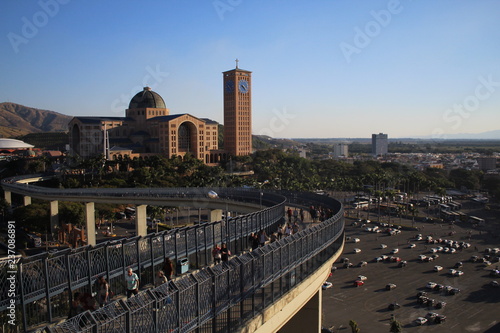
85,202,96,246
23,196,31,206
50,201,59,236
4,191,11,206
135,204,147,237
209,209,223,222
279,289,322,333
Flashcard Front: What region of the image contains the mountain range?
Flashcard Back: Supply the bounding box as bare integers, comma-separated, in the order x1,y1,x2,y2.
0,102,72,137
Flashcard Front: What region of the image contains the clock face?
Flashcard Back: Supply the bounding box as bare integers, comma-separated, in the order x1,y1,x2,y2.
238,79,249,93
225,80,234,93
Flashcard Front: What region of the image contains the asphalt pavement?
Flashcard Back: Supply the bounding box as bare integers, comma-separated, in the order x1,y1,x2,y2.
321,216,500,333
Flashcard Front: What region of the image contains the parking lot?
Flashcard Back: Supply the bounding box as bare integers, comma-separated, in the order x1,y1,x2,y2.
322,217,500,332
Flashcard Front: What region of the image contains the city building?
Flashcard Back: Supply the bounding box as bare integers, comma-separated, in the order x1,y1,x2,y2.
69,63,253,164
223,60,252,156
333,143,348,158
372,133,388,156
477,157,497,171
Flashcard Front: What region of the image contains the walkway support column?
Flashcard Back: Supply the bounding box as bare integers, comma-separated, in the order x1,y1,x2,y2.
50,201,59,236
85,202,96,246
209,209,223,222
4,191,11,206
278,290,322,333
136,205,147,237
23,196,31,206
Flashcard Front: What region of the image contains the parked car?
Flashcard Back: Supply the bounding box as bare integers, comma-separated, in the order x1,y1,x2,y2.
490,281,499,288
435,314,447,324
385,283,397,290
391,248,399,254
409,243,416,248
454,270,464,276
426,282,437,289
353,238,360,243
419,255,427,261
425,312,439,320
434,265,443,272
358,261,367,267
388,302,401,310
357,275,368,281
398,260,408,268
353,248,362,254
322,282,333,290
353,280,364,287
380,244,388,249
415,317,428,325
435,301,446,309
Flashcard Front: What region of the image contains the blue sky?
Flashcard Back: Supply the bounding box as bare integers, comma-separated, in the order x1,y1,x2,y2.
1,0,500,138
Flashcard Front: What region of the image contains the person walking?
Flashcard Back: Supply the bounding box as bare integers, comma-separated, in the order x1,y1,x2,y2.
221,243,231,262
96,276,110,307
258,229,269,247
155,270,168,287
125,268,139,299
162,258,174,281
212,244,222,264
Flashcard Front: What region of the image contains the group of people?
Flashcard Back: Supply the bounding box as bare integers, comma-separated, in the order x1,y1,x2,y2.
212,243,231,264
68,257,176,319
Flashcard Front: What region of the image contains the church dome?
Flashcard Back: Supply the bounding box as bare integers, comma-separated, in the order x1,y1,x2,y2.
128,87,166,109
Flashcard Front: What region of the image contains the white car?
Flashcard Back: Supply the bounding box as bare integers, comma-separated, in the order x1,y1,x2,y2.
434,265,443,272
426,282,437,289
357,275,368,281
415,317,428,325
391,248,399,254
450,248,457,254
353,238,360,243
448,269,457,276
454,270,464,276
419,255,427,261
409,243,416,248
322,282,333,290
380,244,388,249
353,248,362,254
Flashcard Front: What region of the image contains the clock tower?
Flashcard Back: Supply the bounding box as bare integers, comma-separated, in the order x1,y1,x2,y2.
223,60,252,156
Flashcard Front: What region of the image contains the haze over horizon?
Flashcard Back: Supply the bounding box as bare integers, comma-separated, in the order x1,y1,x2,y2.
1,1,499,139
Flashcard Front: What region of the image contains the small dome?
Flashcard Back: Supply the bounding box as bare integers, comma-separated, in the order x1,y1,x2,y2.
128,87,166,109
0,138,34,149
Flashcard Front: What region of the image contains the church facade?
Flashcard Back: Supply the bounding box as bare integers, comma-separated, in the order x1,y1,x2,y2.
69,63,252,164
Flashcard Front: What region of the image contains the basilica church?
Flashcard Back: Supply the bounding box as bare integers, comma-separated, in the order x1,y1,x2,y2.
69,64,252,165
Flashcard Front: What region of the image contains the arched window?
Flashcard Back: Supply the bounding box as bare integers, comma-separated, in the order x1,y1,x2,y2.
178,123,190,152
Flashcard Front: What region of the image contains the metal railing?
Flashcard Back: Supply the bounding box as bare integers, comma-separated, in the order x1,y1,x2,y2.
1,179,288,332
47,200,344,333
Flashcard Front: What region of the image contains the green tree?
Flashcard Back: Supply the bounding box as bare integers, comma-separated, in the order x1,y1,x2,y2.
349,319,360,333
390,317,402,333
59,202,85,227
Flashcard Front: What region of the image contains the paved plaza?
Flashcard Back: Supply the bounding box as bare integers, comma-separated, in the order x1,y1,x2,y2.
322,215,500,333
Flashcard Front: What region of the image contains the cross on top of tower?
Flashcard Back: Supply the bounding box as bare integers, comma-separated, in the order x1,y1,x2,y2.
235,58,239,69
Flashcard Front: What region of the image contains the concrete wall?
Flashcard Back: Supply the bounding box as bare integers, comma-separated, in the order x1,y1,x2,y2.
239,241,344,333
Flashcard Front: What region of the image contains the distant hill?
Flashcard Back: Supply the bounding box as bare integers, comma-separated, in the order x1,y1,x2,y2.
0,102,72,137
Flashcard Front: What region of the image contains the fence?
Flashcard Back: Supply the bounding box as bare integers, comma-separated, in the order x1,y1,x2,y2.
0,181,287,332
47,200,344,332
